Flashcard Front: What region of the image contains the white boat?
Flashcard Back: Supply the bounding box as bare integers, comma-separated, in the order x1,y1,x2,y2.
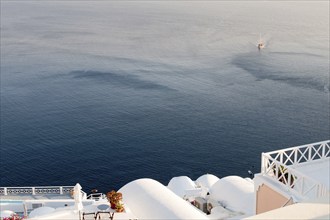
257,33,265,50
1,140,329,220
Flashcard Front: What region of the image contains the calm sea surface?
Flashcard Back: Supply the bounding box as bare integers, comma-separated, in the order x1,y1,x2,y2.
1,1,329,193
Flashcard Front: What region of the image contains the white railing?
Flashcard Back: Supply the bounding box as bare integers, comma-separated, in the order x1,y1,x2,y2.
86,193,106,200
0,186,74,196
261,140,330,200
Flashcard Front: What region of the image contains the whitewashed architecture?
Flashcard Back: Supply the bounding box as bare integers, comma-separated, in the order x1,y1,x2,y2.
119,178,208,219
0,140,329,219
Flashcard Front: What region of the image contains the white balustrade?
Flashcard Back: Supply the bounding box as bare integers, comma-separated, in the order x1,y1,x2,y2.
0,186,76,196
261,140,330,200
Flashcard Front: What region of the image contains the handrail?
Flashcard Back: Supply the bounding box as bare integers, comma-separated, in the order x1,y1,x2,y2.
263,140,329,166
0,186,90,201
265,140,330,155
87,193,105,200
0,186,75,188
261,140,330,200
0,186,75,196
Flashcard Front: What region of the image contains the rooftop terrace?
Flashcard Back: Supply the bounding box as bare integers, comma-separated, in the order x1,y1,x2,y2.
294,158,330,189
261,140,330,201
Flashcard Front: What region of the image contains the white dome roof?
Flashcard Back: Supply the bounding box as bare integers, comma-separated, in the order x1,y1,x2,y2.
0,210,15,218
119,178,208,220
167,176,196,198
209,176,254,215
196,174,220,189
208,206,234,219
29,207,55,218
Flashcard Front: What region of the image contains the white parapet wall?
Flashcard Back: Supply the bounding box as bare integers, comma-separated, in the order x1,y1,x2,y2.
0,186,74,196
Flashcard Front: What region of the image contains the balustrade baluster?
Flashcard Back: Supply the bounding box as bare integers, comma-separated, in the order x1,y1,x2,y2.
321,144,325,158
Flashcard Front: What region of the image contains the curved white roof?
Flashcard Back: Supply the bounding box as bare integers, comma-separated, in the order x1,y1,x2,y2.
208,206,236,219
29,207,55,218
196,174,220,189
209,176,254,215
119,178,208,220
0,210,15,218
167,176,197,198
29,210,78,219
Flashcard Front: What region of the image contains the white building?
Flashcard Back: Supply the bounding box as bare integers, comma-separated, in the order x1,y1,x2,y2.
0,140,329,219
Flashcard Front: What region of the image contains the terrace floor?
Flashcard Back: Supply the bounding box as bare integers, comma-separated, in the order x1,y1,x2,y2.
294,158,330,189
0,194,73,200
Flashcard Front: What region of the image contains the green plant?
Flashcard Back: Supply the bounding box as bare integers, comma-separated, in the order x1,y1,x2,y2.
273,165,295,187
115,202,125,212
106,190,123,209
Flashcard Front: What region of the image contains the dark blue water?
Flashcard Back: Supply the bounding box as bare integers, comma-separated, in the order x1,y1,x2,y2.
1,1,329,193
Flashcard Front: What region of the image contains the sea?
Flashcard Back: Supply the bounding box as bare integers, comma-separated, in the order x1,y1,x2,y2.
1,1,329,193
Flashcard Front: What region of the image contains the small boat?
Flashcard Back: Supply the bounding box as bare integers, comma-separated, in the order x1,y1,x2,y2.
257,33,265,50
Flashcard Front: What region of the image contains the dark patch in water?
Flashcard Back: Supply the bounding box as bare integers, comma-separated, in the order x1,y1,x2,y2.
69,70,173,91
231,52,329,92
269,51,325,58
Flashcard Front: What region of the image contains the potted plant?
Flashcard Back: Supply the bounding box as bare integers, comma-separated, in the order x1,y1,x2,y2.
106,190,123,210
115,202,125,213
273,165,295,187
